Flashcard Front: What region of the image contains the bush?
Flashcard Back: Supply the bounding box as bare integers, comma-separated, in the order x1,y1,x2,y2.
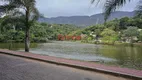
139,30,142,41
0,34,5,42
32,37,48,43
101,28,119,43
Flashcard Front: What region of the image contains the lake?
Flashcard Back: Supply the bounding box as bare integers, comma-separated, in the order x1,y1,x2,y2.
0,41,142,69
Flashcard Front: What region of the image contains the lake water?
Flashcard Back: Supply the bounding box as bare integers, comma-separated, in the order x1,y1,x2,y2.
0,41,142,69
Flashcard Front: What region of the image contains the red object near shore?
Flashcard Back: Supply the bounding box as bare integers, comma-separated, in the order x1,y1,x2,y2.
76,36,81,40
58,34,63,41
58,35,81,41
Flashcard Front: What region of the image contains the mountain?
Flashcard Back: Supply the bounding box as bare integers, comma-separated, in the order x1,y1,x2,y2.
38,11,135,27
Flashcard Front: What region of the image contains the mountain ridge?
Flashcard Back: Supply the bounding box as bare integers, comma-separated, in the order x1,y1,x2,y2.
39,11,135,27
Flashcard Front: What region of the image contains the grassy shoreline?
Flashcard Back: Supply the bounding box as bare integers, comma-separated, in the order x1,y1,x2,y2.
81,40,142,47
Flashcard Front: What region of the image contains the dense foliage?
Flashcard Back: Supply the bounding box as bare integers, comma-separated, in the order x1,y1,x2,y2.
0,19,79,43
70,17,142,44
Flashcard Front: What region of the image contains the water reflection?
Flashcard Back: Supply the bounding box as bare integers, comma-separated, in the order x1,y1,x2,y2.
99,45,142,69
29,41,115,62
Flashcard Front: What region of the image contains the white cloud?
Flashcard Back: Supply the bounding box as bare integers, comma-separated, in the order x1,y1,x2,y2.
36,0,139,18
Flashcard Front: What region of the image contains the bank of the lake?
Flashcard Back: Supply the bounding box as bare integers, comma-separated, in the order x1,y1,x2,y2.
81,40,142,47
0,43,38,50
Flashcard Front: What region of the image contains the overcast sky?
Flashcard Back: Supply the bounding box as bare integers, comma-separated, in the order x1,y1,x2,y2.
36,0,139,18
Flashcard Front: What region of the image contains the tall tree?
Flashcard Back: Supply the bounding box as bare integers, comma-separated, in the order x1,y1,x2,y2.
0,0,39,52
136,0,142,18
91,0,142,21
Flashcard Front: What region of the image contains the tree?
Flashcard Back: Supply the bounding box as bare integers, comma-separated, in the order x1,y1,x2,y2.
0,0,39,52
91,0,142,21
101,28,118,43
119,17,129,29
105,19,120,31
136,0,142,18
131,17,142,29
123,27,139,43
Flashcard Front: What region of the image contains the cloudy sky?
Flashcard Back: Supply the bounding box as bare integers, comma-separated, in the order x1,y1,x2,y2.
36,0,139,18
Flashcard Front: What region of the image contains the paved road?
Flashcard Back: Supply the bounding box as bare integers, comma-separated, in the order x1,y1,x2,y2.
0,53,132,80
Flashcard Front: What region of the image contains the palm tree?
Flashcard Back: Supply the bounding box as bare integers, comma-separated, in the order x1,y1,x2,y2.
91,0,142,21
136,0,142,18
0,0,39,52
